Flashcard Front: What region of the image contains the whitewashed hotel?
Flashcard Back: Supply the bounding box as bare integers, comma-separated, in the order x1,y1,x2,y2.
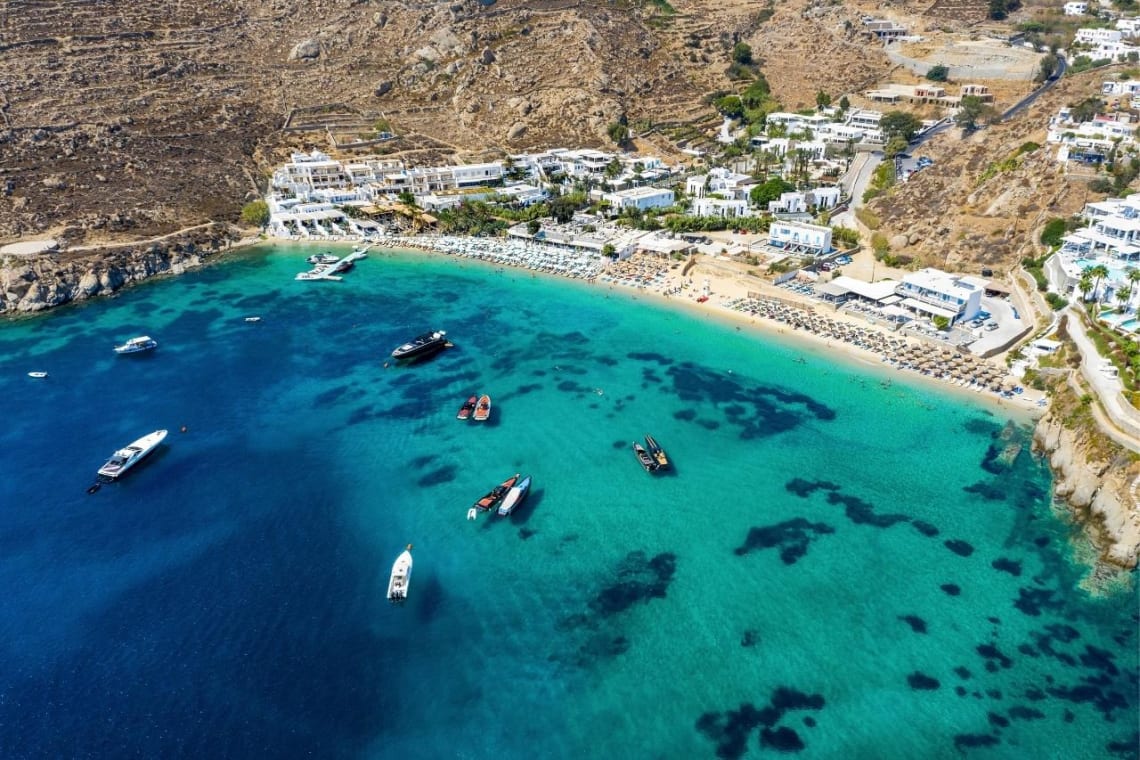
767,221,833,256
896,268,984,324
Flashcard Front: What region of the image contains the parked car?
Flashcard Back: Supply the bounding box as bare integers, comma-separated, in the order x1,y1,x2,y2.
836,256,852,265
984,322,999,331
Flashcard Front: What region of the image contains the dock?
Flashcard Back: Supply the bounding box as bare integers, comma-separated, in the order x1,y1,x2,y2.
295,246,370,282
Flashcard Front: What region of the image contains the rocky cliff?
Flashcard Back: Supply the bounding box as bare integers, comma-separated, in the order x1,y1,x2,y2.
0,224,240,313
1033,382,1140,569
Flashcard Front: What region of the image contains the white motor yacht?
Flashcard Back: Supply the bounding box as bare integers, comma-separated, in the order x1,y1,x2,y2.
113,336,158,355
97,429,168,479
387,545,413,603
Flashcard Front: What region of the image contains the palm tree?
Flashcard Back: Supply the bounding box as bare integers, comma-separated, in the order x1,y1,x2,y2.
1128,266,1140,310
1116,284,1132,311
1086,264,1110,308
1078,273,1094,303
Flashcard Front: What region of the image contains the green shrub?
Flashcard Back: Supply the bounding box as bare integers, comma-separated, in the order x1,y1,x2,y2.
1040,217,1067,248
240,200,269,227
926,64,949,82
1046,292,1069,310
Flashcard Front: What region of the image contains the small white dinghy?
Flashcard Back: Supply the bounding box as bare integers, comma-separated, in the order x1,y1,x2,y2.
244,317,262,323
387,545,413,603
27,371,48,378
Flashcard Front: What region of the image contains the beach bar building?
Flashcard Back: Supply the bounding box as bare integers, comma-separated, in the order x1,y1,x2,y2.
896,268,983,324
602,187,675,214
767,221,833,256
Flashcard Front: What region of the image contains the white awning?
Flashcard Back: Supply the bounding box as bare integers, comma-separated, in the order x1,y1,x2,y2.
815,282,850,297
901,297,959,319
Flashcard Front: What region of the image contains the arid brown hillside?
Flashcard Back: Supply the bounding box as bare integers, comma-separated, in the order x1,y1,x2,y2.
0,0,900,247
1,0,1045,259
867,68,1123,275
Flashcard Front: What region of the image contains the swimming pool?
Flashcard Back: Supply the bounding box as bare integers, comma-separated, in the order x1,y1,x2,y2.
1074,258,1130,283
1099,309,1131,326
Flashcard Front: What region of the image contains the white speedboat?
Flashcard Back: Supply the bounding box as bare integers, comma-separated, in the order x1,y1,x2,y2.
113,336,158,355
306,252,339,265
244,316,262,323
295,270,342,281
387,545,413,603
97,429,168,479
27,371,48,378
497,475,532,516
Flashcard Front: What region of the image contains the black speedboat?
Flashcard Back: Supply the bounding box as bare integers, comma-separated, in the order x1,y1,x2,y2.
391,330,448,360
633,442,659,472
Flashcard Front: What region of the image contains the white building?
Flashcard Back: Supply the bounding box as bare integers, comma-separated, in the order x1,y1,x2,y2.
896,268,984,323
602,187,675,213
1118,18,1140,36
1047,193,1140,304
847,109,883,130
767,220,833,255
273,150,350,195
1075,28,1124,45
1048,108,1138,162
692,197,751,218
1102,79,1140,97
1064,1,1089,15
1090,40,1140,61
686,167,752,200
769,192,808,214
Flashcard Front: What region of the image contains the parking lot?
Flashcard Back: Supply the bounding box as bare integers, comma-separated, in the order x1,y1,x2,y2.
895,153,934,182
962,295,1026,355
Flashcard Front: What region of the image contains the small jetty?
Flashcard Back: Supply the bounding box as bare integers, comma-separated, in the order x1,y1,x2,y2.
295,246,370,282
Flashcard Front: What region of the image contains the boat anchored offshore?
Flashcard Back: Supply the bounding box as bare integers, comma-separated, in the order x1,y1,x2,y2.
633,442,659,472
456,395,477,420
27,371,48,378
306,252,339,265
97,429,168,480
113,336,158,355
472,394,491,422
497,475,532,516
387,545,413,603
471,473,520,515
391,330,449,361
644,435,670,470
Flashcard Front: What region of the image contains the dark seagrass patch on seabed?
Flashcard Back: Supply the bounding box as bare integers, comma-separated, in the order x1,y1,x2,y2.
626,351,674,365
588,551,677,616
663,362,837,439
415,464,458,487
733,519,835,565
940,583,961,596
1014,587,1063,617
695,687,826,760
991,557,1022,576
551,551,678,668
907,672,941,690
898,615,928,634
784,478,914,530
944,539,975,557
954,733,999,752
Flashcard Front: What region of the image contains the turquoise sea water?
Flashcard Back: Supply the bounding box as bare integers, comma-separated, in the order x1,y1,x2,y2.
0,244,1136,759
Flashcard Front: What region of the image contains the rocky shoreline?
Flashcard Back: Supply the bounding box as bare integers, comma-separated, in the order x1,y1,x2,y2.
0,223,242,314
1033,390,1140,570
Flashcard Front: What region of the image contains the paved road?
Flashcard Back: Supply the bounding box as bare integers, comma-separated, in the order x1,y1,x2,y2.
835,150,883,224
1063,305,1140,450
1002,54,1067,122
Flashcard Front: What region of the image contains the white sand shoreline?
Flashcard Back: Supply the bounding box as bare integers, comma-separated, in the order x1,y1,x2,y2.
297,234,1045,421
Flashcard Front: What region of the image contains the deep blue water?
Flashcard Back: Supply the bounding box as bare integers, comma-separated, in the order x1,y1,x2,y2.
0,244,1136,759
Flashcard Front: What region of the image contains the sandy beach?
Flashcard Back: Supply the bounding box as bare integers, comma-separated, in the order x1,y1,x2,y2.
370,233,1047,419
